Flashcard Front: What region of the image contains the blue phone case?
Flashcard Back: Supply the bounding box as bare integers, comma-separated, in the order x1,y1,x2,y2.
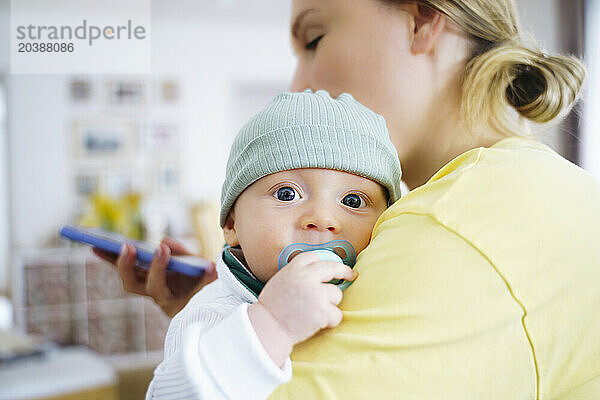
60,225,209,277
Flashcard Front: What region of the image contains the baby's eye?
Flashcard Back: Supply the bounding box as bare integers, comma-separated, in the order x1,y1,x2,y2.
275,186,297,202
341,194,365,209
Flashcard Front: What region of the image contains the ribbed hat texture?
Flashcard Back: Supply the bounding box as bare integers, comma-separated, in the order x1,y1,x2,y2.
220,89,402,227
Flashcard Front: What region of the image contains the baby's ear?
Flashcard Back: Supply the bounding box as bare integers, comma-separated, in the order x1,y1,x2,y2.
222,212,240,247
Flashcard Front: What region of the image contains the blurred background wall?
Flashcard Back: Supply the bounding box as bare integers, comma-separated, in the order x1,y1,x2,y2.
0,3,297,397
0,0,297,297
583,0,600,179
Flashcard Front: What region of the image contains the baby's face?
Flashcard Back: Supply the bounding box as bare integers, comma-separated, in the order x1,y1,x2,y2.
222,168,388,282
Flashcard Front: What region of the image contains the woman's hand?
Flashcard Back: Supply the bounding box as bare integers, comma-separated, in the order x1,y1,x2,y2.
247,252,357,367
92,237,218,317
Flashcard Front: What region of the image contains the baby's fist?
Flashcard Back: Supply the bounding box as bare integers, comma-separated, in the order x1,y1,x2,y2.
257,251,356,345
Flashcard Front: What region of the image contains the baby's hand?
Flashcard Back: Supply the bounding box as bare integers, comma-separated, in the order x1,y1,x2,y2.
247,252,357,367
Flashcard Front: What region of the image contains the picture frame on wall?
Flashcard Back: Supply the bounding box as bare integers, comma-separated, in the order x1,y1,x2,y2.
160,80,180,104
140,121,180,153
72,120,136,160
151,161,181,195
69,79,92,103
75,174,100,196
106,81,147,107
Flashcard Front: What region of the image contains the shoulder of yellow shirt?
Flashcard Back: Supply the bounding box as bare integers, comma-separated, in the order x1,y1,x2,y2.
375,135,597,233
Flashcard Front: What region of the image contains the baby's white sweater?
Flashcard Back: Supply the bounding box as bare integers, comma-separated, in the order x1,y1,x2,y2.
146,252,292,400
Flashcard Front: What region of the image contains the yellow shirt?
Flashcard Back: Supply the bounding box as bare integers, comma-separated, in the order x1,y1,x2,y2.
270,137,600,400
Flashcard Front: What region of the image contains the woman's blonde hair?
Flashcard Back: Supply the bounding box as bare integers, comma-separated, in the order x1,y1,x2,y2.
393,0,586,136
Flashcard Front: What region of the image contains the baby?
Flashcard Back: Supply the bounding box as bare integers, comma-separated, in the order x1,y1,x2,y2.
146,90,402,400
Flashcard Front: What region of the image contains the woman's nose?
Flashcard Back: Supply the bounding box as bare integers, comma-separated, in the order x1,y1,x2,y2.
289,63,311,92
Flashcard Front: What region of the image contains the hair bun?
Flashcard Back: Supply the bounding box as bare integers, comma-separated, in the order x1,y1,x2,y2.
506,63,546,109
505,49,586,123
463,43,586,133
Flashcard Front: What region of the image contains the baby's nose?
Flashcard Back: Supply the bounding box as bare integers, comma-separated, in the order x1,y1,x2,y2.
305,222,336,232
301,213,339,232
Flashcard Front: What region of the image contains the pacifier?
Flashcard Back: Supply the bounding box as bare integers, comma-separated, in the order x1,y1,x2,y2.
277,240,357,290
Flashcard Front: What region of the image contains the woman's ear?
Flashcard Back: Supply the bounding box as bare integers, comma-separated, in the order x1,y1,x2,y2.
407,4,447,55
222,212,240,247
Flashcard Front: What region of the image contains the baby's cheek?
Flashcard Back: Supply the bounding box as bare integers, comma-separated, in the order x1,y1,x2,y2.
261,264,280,282
253,261,279,283
350,225,375,254
244,246,280,282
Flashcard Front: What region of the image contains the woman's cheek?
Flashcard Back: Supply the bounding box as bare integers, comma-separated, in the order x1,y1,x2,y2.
311,50,351,95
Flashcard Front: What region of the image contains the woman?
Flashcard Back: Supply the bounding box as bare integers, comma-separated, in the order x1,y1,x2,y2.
96,0,600,398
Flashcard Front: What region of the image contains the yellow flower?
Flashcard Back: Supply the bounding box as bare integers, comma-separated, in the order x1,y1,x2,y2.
78,191,144,239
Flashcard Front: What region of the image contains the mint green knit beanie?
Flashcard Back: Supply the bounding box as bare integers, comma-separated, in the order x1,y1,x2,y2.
220,89,402,227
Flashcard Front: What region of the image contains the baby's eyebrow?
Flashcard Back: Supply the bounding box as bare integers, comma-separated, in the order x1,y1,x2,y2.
291,8,318,39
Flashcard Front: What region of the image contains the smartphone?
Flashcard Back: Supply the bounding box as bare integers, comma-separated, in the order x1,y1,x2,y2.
60,225,209,277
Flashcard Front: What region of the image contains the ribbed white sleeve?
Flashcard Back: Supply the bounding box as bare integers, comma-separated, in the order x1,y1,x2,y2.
147,305,291,400
194,304,291,399
146,259,291,400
